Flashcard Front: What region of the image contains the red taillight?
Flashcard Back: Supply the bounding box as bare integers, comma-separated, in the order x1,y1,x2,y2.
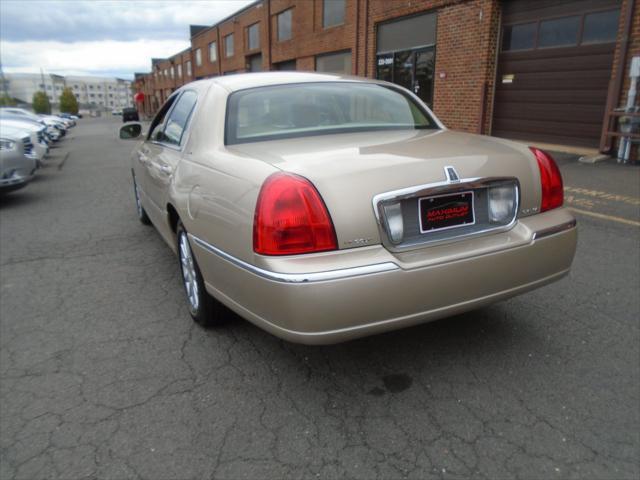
530,147,563,212
253,173,338,255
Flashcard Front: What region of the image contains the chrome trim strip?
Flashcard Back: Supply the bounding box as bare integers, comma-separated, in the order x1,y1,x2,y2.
532,219,577,240
188,234,400,283
372,176,520,252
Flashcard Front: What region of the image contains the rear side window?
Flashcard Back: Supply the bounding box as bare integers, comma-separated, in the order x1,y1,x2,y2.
163,91,198,146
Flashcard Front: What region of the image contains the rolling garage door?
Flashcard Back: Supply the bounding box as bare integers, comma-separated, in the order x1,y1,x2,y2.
493,0,621,148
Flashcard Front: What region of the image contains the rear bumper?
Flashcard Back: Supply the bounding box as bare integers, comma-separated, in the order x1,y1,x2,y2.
191,208,577,344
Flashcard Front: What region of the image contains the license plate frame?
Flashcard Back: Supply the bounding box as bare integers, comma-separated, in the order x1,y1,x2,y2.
419,191,475,234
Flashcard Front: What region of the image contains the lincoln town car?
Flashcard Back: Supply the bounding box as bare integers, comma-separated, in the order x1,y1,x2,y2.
120,72,577,344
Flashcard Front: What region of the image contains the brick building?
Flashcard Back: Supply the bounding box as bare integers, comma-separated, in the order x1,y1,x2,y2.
133,0,639,154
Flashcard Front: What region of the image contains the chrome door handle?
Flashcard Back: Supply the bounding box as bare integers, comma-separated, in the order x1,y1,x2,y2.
137,153,148,164
159,165,172,175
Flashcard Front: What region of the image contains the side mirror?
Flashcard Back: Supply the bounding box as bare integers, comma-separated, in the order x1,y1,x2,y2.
120,122,142,139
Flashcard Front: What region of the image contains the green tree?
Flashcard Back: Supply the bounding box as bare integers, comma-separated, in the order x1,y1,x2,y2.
32,91,51,114
59,87,79,114
0,94,17,107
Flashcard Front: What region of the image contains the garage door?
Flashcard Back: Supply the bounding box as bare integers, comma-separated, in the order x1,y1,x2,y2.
493,0,621,148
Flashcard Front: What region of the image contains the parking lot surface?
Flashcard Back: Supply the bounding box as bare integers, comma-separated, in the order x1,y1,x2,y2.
1,118,638,480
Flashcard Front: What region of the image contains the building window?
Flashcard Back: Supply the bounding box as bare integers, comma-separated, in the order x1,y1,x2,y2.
277,9,292,41
247,54,262,72
170,66,175,78
501,22,536,51
315,50,351,74
209,41,217,62
186,61,192,77
273,59,297,71
195,48,202,67
538,16,580,48
582,10,620,44
323,0,345,28
225,34,234,57
177,64,183,77
247,23,260,50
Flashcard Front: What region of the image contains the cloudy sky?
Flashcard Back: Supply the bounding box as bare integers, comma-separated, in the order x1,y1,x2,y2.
0,0,254,79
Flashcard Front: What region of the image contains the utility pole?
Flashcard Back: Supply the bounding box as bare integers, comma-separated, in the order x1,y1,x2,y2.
40,68,46,92
0,61,9,98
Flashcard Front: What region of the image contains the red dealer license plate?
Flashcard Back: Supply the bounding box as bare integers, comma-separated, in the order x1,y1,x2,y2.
419,191,475,233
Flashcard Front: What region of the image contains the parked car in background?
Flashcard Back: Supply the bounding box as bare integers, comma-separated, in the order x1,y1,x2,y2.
56,115,76,127
58,113,79,121
112,109,122,116
122,107,139,122
39,117,67,137
0,118,48,165
40,115,73,130
0,111,50,145
119,72,577,344
0,127,38,193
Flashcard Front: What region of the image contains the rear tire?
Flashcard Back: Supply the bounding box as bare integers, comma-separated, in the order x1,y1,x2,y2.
176,221,226,327
132,175,151,225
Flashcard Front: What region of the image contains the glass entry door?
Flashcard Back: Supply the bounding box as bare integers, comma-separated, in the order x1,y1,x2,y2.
377,47,434,107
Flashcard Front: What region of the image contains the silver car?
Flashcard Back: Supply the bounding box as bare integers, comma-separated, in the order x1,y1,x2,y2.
0,127,37,193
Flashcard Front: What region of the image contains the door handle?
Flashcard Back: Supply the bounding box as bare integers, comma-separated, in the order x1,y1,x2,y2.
137,152,148,164
158,164,172,175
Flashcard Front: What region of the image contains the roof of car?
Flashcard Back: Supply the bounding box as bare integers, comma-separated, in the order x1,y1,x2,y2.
191,71,383,93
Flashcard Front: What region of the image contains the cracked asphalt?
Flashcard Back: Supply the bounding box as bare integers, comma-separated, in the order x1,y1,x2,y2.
1,118,638,480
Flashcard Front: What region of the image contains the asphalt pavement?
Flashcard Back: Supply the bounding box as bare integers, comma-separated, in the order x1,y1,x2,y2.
1,117,638,480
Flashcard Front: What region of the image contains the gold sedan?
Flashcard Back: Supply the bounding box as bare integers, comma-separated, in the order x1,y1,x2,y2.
120,72,577,344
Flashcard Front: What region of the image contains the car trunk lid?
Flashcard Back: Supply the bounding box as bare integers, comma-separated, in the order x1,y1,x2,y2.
228,129,541,251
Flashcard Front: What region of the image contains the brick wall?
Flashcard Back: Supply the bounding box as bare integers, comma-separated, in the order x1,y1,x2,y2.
141,0,497,133
138,0,637,148
360,0,498,133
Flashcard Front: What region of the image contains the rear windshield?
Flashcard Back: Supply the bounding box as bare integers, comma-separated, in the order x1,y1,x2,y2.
225,82,438,145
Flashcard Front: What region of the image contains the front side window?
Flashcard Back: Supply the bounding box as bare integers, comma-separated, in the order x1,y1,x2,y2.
163,91,198,146
225,34,234,57
323,0,345,28
316,50,352,74
209,41,217,62
195,48,202,67
226,82,438,145
248,23,260,50
148,94,179,141
277,9,292,41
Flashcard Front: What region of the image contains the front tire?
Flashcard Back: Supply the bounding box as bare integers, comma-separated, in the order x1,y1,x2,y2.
176,221,225,327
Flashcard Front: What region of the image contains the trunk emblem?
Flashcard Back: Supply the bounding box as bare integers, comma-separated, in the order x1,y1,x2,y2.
444,166,460,183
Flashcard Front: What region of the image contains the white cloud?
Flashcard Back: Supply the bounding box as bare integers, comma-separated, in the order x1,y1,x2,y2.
0,0,255,78
2,39,190,78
